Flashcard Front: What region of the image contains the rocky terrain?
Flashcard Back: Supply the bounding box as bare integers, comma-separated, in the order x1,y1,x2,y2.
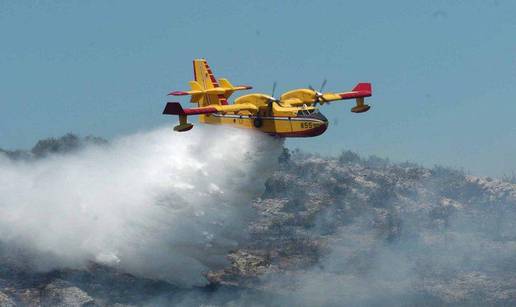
1,135,516,306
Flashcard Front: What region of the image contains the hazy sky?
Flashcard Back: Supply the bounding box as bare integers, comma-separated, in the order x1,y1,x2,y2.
1,0,515,176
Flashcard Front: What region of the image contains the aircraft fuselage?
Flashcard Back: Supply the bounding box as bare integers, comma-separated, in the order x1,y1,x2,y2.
200,111,328,137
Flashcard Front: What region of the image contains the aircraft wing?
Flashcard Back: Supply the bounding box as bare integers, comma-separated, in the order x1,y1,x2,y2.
163,102,219,115
280,83,372,107
319,83,372,113
280,83,372,114
322,83,372,102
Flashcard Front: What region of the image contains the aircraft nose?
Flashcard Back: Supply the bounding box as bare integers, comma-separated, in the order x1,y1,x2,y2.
318,116,328,126
310,113,328,137
311,111,328,123
319,119,328,134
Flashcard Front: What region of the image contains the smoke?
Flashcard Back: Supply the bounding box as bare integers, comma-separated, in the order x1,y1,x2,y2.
0,126,282,287
189,156,516,307
285,211,516,306
263,176,516,306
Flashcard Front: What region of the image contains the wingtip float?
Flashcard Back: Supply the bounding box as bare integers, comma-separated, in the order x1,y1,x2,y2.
163,59,373,138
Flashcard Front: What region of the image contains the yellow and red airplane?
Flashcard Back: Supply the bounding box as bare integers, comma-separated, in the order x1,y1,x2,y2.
163,59,372,137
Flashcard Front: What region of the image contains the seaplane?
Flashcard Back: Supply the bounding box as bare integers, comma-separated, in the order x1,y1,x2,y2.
163,59,373,137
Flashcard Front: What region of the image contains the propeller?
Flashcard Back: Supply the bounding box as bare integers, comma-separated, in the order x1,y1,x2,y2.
309,79,328,105
267,81,281,105
271,81,277,98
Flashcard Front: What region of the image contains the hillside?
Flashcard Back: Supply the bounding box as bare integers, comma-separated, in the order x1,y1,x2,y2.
1,135,516,306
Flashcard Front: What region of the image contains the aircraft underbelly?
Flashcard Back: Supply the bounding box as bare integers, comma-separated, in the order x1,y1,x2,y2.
201,114,327,137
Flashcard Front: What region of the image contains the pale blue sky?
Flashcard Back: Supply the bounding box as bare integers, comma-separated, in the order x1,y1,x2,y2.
1,0,515,176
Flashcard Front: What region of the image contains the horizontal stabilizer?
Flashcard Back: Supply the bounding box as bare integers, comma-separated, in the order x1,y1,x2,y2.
168,91,190,96
218,78,233,89
168,86,252,97
218,78,253,91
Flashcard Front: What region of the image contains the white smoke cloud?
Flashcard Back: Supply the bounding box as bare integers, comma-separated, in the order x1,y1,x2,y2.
0,126,282,286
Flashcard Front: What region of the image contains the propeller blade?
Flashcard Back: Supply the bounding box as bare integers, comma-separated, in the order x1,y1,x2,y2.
271,81,277,98
319,79,327,92
308,84,319,103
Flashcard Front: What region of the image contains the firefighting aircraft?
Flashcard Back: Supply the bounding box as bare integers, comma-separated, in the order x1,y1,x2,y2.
163,59,372,137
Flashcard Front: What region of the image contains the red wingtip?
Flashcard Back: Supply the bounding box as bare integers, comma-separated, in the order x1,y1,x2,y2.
352,83,372,93
163,102,185,115
339,83,373,100
168,91,189,96
163,103,218,116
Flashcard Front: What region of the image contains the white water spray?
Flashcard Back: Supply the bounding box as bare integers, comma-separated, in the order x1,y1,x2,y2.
0,126,282,286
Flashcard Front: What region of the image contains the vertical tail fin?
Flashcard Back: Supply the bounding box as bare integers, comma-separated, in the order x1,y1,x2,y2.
193,59,228,106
